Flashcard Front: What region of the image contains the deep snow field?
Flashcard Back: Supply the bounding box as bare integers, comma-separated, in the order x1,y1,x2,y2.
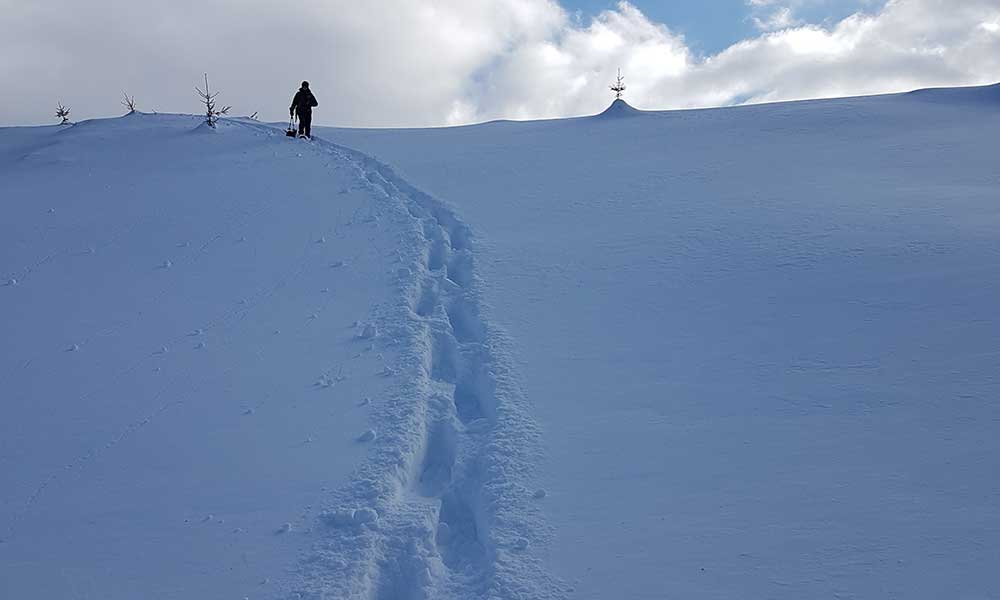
332,86,1000,600
2,85,1000,600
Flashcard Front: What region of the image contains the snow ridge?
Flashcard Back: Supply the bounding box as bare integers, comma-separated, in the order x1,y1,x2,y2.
233,121,561,599
596,98,643,119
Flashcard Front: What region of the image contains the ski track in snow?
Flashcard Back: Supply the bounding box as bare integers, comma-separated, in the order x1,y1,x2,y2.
234,121,562,599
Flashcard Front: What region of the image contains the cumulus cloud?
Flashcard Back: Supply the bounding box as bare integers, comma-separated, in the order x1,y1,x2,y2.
0,0,565,127
465,0,1000,122
0,0,998,127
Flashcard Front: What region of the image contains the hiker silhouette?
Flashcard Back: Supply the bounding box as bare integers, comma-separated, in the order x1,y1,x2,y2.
289,81,319,139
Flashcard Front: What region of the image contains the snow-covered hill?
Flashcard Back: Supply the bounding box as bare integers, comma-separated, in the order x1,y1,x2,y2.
330,85,1000,600
2,84,999,600
0,115,550,599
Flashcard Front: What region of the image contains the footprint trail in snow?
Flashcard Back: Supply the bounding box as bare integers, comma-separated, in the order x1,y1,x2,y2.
233,123,563,600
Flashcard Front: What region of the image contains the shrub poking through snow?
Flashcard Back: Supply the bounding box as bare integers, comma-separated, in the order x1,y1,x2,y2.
55,102,71,125
122,91,136,114
610,68,626,100
195,74,230,128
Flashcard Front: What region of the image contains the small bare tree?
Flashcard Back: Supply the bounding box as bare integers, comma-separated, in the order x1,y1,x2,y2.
122,91,137,114
195,73,231,127
55,102,71,124
610,68,626,100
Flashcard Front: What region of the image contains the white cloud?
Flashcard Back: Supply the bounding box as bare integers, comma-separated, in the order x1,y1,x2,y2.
753,7,801,31
0,0,998,127
747,0,804,31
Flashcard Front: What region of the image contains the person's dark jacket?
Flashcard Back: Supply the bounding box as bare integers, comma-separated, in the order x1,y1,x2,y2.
290,88,318,116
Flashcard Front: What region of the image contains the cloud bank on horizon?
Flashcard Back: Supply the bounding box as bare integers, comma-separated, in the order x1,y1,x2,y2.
1,0,998,127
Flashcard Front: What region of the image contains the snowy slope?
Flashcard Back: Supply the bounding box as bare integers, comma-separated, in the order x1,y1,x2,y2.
0,115,551,599
3,86,999,600
328,86,1000,599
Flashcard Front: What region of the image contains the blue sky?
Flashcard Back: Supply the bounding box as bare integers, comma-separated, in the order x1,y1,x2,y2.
563,1,887,54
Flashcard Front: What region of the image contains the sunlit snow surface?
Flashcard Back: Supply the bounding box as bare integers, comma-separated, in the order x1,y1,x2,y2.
331,86,1000,599
0,114,550,599
2,85,1000,599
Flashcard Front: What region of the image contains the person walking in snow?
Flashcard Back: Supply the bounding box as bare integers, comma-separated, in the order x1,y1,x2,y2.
289,81,319,139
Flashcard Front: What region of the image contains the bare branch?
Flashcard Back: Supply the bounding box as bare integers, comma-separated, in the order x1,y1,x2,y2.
122,91,137,114
195,73,229,127
610,68,626,100
55,102,71,125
